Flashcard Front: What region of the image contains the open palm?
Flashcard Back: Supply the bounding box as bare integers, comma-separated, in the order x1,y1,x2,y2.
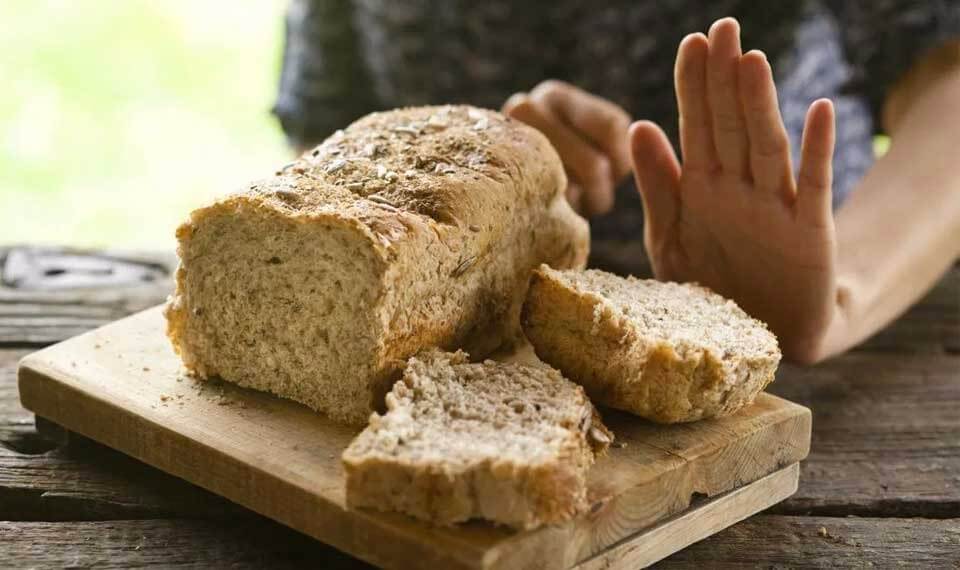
630,18,839,361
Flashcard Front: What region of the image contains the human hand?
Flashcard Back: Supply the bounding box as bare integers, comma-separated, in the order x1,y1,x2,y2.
629,18,838,362
503,81,632,217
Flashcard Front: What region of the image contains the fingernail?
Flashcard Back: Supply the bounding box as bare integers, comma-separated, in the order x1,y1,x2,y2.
503,93,528,114
709,17,739,36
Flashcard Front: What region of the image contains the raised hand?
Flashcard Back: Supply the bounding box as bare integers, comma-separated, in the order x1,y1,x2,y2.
629,18,838,362
503,80,632,217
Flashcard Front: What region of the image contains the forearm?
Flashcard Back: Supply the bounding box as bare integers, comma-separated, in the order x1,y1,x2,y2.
818,69,960,359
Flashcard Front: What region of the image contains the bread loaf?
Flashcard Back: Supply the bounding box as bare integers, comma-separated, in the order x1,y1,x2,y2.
522,266,781,423
342,349,612,529
165,106,589,424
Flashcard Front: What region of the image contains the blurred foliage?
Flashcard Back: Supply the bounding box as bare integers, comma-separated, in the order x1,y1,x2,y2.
1,0,288,249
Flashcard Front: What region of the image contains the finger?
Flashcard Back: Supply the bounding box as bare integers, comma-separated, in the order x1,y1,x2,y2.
629,121,681,243
502,92,528,115
505,94,615,216
738,50,794,200
675,32,718,172
566,181,584,214
796,98,835,224
530,80,633,180
707,17,749,176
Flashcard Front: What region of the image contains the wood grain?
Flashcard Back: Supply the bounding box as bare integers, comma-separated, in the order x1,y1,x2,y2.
0,349,36,448
17,307,810,570
0,443,245,522
772,353,960,518
0,518,372,570
0,247,174,345
575,464,799,569
4,514,956,570
653,515,960,568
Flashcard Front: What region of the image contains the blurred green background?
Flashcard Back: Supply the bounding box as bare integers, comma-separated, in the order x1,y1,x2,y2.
1,0,289,250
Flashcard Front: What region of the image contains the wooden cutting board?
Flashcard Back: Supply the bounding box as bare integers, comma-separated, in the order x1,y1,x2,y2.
17,306,810,569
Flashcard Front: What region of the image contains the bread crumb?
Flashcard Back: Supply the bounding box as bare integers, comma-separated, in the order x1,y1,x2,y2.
589,426,612,445
818,526,828,538
591,303,603,336
160,395,170,402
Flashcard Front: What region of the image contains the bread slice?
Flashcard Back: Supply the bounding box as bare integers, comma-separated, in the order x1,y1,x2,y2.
165,105,589,425
522,266,781,423
342,349,612,530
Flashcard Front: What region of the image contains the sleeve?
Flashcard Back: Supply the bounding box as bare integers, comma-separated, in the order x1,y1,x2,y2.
825,0,960,133
273,0,379,149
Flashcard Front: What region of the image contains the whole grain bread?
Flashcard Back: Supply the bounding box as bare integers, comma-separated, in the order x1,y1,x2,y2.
165,106,589,424
342,349,612,530
522,266,781,423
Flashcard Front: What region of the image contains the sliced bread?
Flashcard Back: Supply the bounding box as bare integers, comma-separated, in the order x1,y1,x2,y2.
165,105,589,425
522,266,781,423
342,349,612,530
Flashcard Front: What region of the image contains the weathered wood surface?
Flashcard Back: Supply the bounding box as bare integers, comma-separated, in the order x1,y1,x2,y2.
16,307,810,570
4,515,957,570
575,465,800,569
2,246,958,568
1,518,369,569
772,354,960,519
653,515,960,568
0,247,174,345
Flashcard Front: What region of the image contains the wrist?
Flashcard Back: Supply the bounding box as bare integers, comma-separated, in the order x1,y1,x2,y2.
786,278,855,365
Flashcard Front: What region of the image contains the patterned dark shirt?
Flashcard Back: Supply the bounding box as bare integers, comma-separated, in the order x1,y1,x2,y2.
274,0,959,239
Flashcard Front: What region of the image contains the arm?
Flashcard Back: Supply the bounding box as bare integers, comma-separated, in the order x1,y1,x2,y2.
628,19,958,364
505,22,960,363
823,41,960,358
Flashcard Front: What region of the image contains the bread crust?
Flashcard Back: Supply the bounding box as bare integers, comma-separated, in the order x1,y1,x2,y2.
165,106,589,424
342,350,611,529
522,266,781,423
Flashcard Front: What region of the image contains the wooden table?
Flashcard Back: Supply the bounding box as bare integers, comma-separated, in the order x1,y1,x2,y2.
2,245,958,568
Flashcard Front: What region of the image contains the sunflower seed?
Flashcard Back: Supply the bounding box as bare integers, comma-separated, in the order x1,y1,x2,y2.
451,255,477,277
325,159,347,174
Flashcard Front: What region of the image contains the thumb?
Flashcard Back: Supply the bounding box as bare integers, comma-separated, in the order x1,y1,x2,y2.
629,121,681,245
